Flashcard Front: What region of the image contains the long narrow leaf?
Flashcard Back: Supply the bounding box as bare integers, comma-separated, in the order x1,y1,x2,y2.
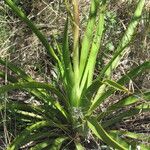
99,0,145,78
21,132,59,150
97,91,150,120
62,18,73,86
0,82,64,102
0,59,67,102
4,0,60,64
87,61,150,114
87,79,130,116
102,104,149,128
82,78,130,111
79,0,100,80
49,137,68,150
75,142,85,150
108,91,150,111
103,79,130,93
110,130,150,142
109,130,150,150
90,0,146,113
30,141,50,150
87,117,128,150
0,69,70,121
0,82,69,120
7,121,50,150
85,61,150,104
0,58,33,82
0,101,45,119
81,0,106,88
0,59,51,104
0,71,18,82
0,59,69,107
117,61,150,85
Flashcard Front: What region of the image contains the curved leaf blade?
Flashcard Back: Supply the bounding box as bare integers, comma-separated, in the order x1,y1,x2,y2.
103,79,131,93
62,18,73,86
102,104,150,128
4,0,59,63
108,91,150,111
79,0,100,79
7,121,50,150
87,117,127,150
0,82,69,120
109,130,149,150
87,61,150,115
49,137,68,150
30,141,50,150
75,142,85,150
99,0,145,78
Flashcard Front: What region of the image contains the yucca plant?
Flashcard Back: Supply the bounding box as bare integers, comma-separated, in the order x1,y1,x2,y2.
0,0,150,149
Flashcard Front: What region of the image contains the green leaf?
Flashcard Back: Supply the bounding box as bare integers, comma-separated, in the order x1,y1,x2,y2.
0,59,54,105
49,137,68,150
0,58,33,82
75,142,85,150
0,101,43,114
87,86,113,115
62,18,73,86
108,91,150,111
30,141,50,150
0,82,62,102
21,132,57,149
103,79,130,93
30,137,67,150
79,0,100,80
81,0,106,87
0,60,70,113
109,130,150,150
97,91,150,120
4,0,60,64
4,98,65,123
0,71,18,82
1,100,69,131
99,0,145,78
0,82,69,120
0,58,70,120
87,117,128,150
102,104,150,128
82,80,102,99
87,61,150,115
7,121,50,150
110,130,150,141
0,59,66,101
107,130,130,149
117,61,150,85
82,78,128,111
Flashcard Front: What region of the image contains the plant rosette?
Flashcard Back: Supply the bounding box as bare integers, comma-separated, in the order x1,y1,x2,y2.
0,0,149,149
